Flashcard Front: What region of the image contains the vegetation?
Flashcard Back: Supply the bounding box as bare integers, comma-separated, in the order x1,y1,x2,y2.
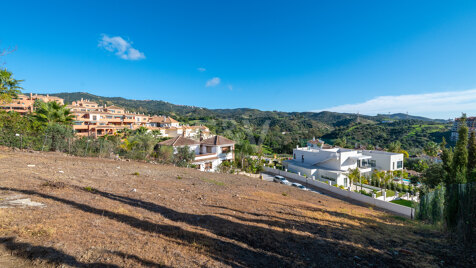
0,68,22,104
390,199,414,207
416,115,476,246
49,92,451,154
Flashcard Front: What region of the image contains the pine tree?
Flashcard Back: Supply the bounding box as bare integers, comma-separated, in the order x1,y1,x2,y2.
467,131,476,182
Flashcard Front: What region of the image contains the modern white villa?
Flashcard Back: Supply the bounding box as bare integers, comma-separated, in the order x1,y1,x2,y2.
158,135,235,172
283,139,404,187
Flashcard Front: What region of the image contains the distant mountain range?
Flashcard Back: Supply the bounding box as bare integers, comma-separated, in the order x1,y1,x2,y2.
48,92,447,124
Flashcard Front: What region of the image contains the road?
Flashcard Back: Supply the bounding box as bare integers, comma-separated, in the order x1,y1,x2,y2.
260,172,324,195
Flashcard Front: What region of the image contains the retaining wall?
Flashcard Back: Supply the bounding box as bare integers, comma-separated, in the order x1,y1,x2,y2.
264,167,414,218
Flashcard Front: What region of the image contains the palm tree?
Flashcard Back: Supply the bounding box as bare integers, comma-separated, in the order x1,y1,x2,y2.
348,168,361,191
0,68,23,104
34,100,74,125
235,140,255,169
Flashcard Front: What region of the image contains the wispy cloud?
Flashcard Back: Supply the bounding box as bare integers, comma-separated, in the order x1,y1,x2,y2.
206,77,221,87
316,89,476,118
228,84,233,91
197,67,206,72
98,34,145,60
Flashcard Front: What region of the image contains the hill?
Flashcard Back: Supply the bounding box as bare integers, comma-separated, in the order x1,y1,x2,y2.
47,92,451,153
0,149,472,267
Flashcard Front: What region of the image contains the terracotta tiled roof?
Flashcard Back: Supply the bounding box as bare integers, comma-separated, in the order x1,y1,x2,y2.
200,135,235,145
158,136,200,146
150,116,179,124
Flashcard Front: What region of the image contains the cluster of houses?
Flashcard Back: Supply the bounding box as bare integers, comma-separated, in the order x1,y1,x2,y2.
67,98,211,139
1,94,233,172
0,93,64,114
284,138,404,187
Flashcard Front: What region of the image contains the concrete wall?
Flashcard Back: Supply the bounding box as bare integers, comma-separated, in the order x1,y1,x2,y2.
362,150,404,171
264,167,414,218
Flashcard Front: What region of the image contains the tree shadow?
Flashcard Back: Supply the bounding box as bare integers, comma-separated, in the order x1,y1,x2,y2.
78,187,404,266
0,236,118,267
0,187,284,267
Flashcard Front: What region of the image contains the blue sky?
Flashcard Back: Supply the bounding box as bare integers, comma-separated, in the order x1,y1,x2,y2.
2,0,476,118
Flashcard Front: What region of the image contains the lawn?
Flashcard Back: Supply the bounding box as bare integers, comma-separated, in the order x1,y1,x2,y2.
390,199,414,207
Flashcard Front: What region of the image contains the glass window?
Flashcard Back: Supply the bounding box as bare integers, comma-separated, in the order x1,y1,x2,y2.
397,161,403,169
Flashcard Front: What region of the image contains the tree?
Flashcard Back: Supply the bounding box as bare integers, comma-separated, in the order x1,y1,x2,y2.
467,131,476,182
451,116,468,184
347,168,361,190
387,141,401,153
174,146,195,167
235,140,255,169
424,141,439,157
422,163,445,189
155,145,174,163
440,137,453,183
0,68,22,104
334,137,347,148
34,100,74,125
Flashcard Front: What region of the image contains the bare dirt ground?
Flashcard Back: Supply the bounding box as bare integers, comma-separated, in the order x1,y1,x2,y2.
0,148,473,267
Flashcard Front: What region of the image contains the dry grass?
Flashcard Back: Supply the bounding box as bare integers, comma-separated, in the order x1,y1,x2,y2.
0,149,472,267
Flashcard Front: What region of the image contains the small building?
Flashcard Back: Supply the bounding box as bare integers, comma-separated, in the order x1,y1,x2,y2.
158,135,235,172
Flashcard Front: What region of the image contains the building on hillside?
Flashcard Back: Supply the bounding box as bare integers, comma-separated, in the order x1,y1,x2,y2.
148,115,180,127
307,137,333,149
68,98,211,138
0,93,64,115
283,145,403,187
158,135,235,172
451,117,476,141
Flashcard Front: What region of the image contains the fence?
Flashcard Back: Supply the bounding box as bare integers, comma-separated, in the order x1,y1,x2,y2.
264,167,415,218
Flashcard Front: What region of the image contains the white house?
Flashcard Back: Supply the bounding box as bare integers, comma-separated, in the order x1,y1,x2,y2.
158,135,235,172
283,144,403,187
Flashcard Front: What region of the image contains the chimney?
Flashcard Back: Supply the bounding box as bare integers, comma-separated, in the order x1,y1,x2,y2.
30,93,32,99
81,98,83,102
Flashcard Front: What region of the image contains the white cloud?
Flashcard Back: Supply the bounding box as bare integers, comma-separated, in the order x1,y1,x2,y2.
98,34,145,60
206,77,221,87
228,84,233,91
317,89,476,118
197,67,206,72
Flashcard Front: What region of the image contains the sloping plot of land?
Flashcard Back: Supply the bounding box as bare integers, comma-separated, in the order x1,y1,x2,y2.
0,150,472,267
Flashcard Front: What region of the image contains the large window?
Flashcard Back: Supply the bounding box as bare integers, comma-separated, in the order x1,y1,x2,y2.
221,146,231,153
369,160,376,167
397,161,403,169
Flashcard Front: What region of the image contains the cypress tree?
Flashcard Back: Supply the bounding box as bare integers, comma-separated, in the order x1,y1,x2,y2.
440,137,453,184
452,117,468,184
468,131,476,182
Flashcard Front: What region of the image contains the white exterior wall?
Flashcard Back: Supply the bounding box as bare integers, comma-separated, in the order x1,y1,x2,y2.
362,150,404,171
292,148,360,171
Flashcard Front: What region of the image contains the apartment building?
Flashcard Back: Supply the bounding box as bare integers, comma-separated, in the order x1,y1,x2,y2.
68,99,210,138
451,117,476,141
0,93,64,114
158,135,235,172
284,141,403,187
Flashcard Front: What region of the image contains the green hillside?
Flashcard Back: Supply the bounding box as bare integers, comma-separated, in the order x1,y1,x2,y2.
47,92,451,154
